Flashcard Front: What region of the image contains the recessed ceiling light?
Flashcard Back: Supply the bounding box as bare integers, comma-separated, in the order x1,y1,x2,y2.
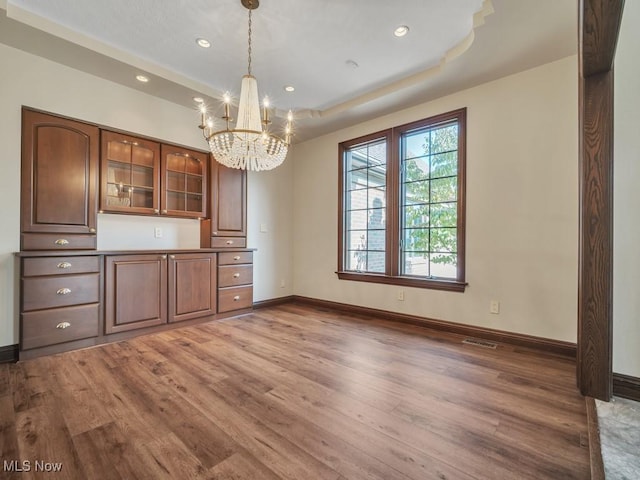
193,96,204,103
283,85,295,92
346,59,359,69
136,75,149,83
196,38,211,48
394,25,410,37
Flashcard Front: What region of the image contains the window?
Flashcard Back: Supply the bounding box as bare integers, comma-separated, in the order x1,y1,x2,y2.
338,108,466,292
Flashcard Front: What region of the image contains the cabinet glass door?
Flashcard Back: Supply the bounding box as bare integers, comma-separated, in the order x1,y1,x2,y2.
161,146,207,218
101,131,160,214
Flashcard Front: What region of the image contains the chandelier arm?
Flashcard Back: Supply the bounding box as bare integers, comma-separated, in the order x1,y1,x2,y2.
205,128,290,146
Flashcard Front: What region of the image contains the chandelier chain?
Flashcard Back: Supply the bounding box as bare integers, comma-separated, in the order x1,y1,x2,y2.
247,7,252,75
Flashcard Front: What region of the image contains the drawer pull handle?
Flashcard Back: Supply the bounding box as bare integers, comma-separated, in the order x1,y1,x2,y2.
57,262,72,269
54,239,69,246
56,322,71,329
226,240,234,245
233,273,241,278
233,255,241,261
233,295,241,301
56,288,71,295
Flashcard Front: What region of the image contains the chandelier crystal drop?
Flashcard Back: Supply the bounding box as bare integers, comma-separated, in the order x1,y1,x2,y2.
198,0,292,171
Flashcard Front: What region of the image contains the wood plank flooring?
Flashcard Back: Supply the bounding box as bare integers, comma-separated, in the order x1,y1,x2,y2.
0,303,590,479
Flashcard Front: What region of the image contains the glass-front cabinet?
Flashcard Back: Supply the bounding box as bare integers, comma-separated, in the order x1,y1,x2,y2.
100,131,160,215
161,145,207,218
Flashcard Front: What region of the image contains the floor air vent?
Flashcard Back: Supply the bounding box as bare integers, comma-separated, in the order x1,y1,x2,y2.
462,338,498,349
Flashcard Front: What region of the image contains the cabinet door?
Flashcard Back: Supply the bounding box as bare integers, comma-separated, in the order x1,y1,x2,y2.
105,254,167,333
161,145,208,218
210,160,247,237
21,109,99,235
168,253,216,323
100,131,160,215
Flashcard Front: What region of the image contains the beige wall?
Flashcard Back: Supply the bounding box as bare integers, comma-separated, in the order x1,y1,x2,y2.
0,43,293,347
291,56,579,342
613,0,640,377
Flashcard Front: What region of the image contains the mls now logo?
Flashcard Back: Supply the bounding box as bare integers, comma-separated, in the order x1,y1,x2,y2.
4,460,63,472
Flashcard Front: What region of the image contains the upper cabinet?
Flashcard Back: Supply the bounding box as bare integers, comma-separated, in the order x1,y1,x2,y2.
21,109,99,250
161,145,207,218
211,162,247,237
100,130,160,215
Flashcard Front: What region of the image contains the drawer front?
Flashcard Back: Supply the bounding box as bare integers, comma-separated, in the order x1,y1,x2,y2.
218,285,253,313
218,251,253,265
22,303,100,350
21,233,97,251
210,236,246,248
23,273,100,311
23,256,100,277
218,264,253,288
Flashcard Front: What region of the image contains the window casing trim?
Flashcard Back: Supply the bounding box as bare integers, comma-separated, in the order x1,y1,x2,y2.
337,108,467,292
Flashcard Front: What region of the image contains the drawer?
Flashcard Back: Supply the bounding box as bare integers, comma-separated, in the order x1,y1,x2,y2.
210,236,246,248
218,285,253,313
218,251,253,265
23,256,100,277
22,273,100,312
22,303,100,350
218,264,253,288
21,233,97,251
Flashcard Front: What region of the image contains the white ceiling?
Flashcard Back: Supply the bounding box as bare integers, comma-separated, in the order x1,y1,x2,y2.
0,0,577,142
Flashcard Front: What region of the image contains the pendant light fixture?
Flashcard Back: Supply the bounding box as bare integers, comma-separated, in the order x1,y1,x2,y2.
198,0,292,171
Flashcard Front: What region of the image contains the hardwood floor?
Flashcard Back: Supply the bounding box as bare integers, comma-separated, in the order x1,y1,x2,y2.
0,304,590,479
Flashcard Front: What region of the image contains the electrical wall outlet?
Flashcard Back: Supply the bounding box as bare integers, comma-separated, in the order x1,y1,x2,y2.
397,290,405,301
490,300,500,314
154,227,163,238
280,279,285,288
260,223,268,233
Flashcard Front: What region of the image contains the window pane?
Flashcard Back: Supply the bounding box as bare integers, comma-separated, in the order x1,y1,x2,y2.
346,169,368,190
403,251,429,276
403,228,429,252
347,209,367,230
348,189,368,210
367,141,386,167
367,251,385,273
430,202,457,228
430,253,457,278
430,176,457,203
431,125,458,154
347,147,368,171
346,250,366,271
403,180,429,205
431,151,457,178
403,157,430,182
403,204,430,228
367,166,386,189
431,227,457,253
404,132,430,159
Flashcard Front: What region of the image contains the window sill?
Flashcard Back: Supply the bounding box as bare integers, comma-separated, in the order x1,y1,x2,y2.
336,271,467,292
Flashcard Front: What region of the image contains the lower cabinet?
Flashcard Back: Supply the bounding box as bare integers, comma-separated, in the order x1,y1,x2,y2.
105,252,217,333
105,254,168,334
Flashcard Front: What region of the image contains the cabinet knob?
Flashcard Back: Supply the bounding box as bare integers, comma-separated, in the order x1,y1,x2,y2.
57,262,72,269
233,256,241,261
213,232,218,236
154,209,159,214
56,322,71,329
89,228,96,233
233,273,240,278
162,209,168,214
226,240,234,245
56,288,71,295
233,295,241,301
160,255,167,260
54,239,69,246
169,255,176,259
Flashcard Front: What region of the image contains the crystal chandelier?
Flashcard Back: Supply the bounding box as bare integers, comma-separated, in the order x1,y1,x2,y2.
198,0,292,171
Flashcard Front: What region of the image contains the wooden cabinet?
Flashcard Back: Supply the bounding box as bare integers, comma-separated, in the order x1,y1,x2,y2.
21,109,99,250
217,251,253,313
106,252,217,333
161,145,207,218
168,253,216,323
105,254,168,334
20,255,101,353
202,162,247,247
100,131,161,215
